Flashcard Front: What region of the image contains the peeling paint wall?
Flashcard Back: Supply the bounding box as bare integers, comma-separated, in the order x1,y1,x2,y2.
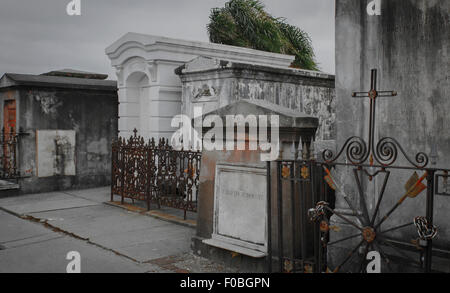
36,130,76,177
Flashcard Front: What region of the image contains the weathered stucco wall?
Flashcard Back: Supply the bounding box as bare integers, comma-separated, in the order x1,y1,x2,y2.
0,86,118,194
335,0,449,264
177,58,336,142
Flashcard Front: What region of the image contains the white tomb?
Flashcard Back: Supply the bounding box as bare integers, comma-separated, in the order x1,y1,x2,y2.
105,33,295,140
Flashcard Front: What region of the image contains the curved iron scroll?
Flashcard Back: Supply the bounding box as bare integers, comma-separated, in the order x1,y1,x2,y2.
322,69,429,168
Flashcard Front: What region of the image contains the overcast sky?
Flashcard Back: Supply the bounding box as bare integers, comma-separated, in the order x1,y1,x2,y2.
0,0,335,79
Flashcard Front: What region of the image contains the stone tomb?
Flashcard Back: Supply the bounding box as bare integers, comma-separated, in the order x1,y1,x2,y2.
105,33,295,140
176,56,335,142
0,70,118,195
192,99,318,270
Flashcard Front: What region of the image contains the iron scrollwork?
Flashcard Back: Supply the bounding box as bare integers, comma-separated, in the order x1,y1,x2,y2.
322,69,429,168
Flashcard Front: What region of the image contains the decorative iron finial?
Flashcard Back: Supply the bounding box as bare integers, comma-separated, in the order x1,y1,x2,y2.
310,137,316,160
298,137,303,160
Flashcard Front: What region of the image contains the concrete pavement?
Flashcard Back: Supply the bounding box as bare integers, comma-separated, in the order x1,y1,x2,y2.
0,187,236,273
0,209,160,273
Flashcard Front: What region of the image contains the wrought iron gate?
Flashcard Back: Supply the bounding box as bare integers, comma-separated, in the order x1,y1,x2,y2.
267,69,450,273
111,129,201,219
0,127,20,179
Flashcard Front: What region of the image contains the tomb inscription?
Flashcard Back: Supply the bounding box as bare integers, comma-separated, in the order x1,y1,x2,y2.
203,162,267,257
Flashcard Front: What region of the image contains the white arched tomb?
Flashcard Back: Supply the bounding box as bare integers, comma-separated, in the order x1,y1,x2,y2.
118,57,182,140
122,70,149,139
106,33,295,141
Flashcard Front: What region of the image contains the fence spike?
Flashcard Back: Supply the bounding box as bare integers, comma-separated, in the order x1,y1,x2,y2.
298,137,303,159
310,137,315,160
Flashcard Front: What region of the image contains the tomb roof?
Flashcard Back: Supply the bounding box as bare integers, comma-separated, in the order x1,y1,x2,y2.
105,32,295,68
176,56,335,80
41,69,108,80
0,72,117,91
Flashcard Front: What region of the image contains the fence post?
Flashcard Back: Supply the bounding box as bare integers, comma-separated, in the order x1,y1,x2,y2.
311,162,319,273
120,145,125,205
266,160,272,273
146,146,151,211
277,161,283,272
425,169,435,273
110,141,114,202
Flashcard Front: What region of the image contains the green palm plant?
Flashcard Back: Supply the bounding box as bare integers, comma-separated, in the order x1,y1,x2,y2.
207,0,318,70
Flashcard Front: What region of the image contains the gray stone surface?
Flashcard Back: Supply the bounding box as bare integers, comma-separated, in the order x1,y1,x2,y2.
332,0,449,271
0,187,235,273
0,209,55,245
0,210,157,273
0,191,99,214
178,56,335,141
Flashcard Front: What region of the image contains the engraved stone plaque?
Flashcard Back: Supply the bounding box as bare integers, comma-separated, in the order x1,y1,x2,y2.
203,162,267,257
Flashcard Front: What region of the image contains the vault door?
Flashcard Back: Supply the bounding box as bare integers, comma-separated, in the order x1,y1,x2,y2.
2,100,16,177
3,100,16,134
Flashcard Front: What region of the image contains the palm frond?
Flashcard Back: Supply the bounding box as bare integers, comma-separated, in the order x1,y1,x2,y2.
207,0,319,71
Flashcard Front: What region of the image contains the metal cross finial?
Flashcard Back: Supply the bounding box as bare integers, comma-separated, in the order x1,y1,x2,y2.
352,69,397,99
133,128,138,137
352,69,398,165
322,69,428,167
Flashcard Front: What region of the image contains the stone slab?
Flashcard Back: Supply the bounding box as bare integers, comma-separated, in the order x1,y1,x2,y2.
0,210,55,245
0,191,99,215
0,210,158,273
27,204,195,263
64,186,111,203
203,238,266,258
36,130,76,177
207,162,267,255
0,236,157,273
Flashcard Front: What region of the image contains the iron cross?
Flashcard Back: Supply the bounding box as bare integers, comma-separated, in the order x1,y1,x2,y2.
352,69,397,99
351,69,398,166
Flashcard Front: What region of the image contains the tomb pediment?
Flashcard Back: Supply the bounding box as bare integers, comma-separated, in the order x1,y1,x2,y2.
183,56,230,74
194,99,319,131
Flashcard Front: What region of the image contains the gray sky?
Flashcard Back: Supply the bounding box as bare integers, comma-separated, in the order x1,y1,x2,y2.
0,0,335,79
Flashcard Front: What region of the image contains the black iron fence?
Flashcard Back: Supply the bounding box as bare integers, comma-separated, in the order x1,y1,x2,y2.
0,127,20,179
268,158,450,273
111,129,201,219
267,159,334,273
266,69,450,273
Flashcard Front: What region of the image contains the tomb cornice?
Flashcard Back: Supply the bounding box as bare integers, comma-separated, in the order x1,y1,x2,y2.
106,33,295,68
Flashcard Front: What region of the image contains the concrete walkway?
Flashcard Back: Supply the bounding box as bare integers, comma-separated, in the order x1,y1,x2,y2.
0,187,235,273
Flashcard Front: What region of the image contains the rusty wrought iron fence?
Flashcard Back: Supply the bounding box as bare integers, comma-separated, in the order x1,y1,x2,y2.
267,69,450,273
111,129,201,219
0,127,20,179
268,158,450,273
